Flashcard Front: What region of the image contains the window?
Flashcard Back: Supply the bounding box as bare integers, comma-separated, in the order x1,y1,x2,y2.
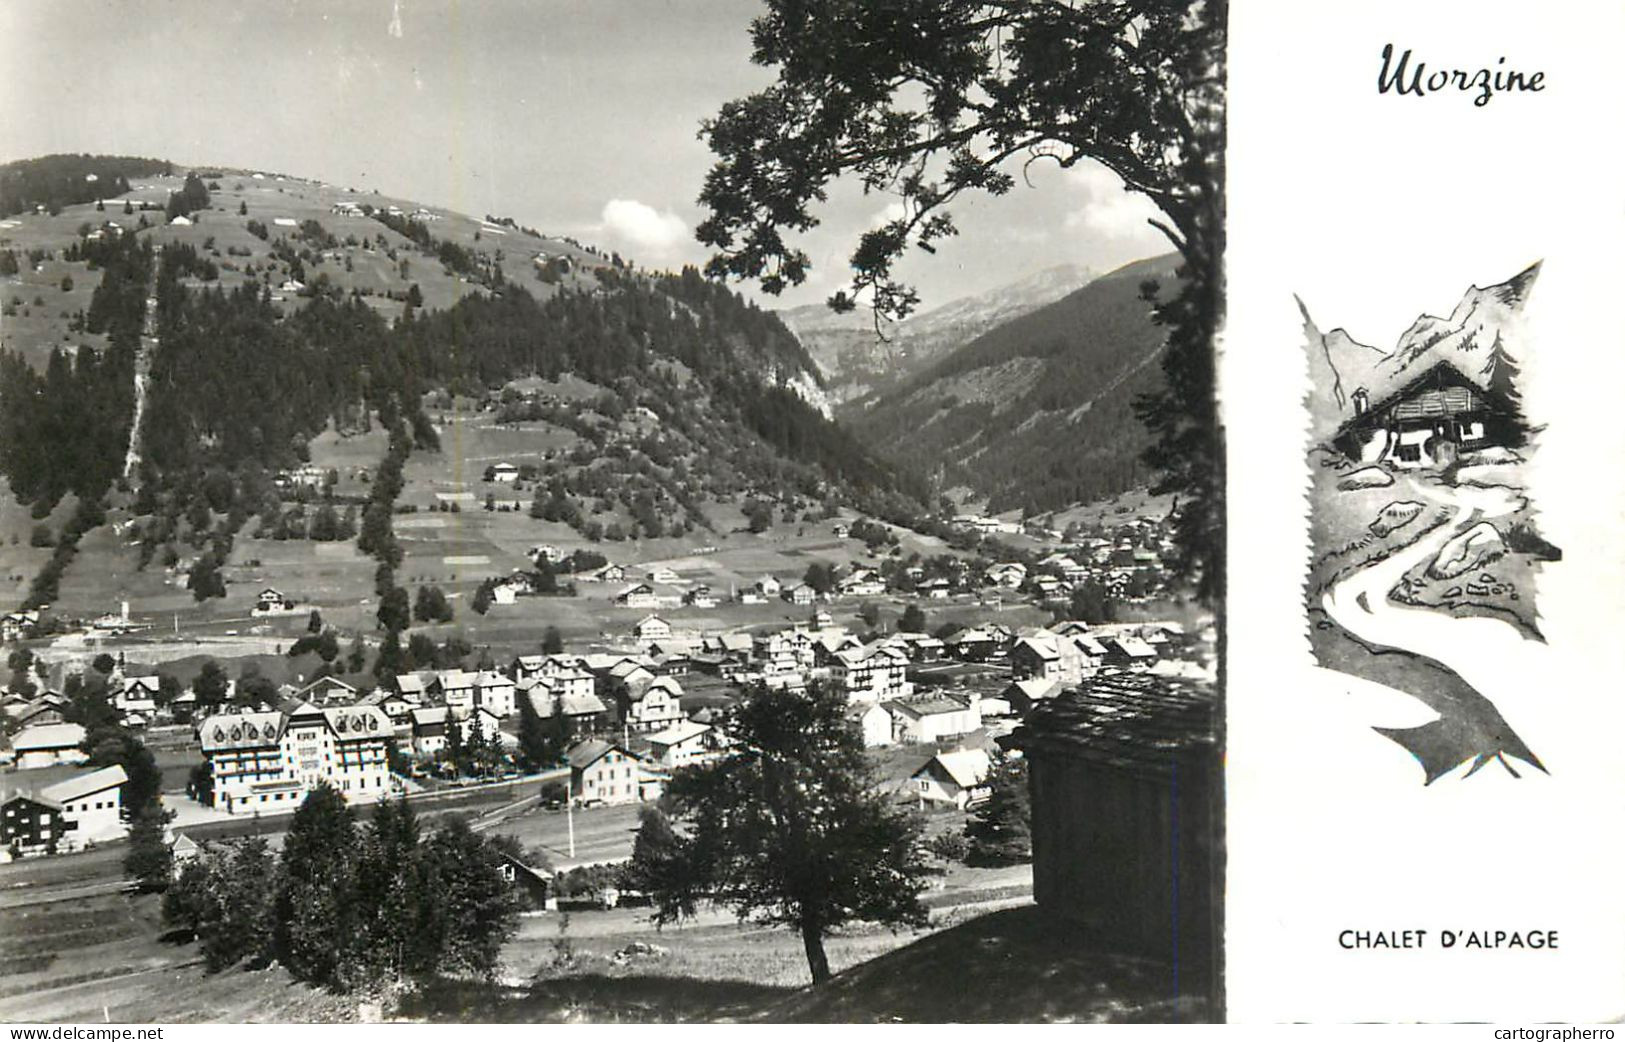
1396,443,1422,463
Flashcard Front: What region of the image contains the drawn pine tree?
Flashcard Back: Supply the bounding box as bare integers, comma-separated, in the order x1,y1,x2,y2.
1481,330,1530,447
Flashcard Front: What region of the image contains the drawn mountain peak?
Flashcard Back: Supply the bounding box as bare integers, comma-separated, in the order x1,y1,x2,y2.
1305,263,1539,437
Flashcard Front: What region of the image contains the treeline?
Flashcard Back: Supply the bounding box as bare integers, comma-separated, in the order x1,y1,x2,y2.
165,173,210,220
0,154,171,217
653,265,822,384
370,210,490,283
161,789,519,988
0,236,146,508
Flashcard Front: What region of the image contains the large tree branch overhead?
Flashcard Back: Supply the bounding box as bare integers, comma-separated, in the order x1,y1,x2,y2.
698,0,1225,601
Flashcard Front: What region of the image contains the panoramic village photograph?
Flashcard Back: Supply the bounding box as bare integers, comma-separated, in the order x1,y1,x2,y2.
0,0,1225,1025
1300,264,1558,785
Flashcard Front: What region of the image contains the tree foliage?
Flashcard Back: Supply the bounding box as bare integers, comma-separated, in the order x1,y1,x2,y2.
644,683,933,984
963,756,1032,865
698,0,1225,600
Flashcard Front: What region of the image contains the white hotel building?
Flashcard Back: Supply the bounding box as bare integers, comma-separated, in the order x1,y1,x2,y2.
199,701,393,813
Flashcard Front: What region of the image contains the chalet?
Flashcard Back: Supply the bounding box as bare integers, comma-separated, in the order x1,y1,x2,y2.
457,706,505,746
644,720,717,769
887,694,982,745
439,670,479,713
12,723,88,770
497,849,555,910
1334,359,1514,470
836,569,886,598
1000,674,1217,990
1003,677,1066,716
918,577,953,599
781,582,817,606
287,676,358,707
1010,632,1099,687
632,615,673,642
832,522,851,538
614,675,686,734
890,632,947,663
585,563,626,584
830,644,912,703
252,588,295,616
489,462,520,483
645,566,681,585
614,583,660,610
475,671,516,718
945,626,1000,663
711,632,754,663
909,749,992,809
13,694,69,730
1,610,39,642
1104,635,1158,671
115,675,161,724
682,586,718,609
811,608,834,629
527,687,610,733
567,739,649,806
410,706,451,756
1,765,128,856
755,575,782,598
529,544,564,564
984,562,1028,588
395,671,439,702
845,701,894,748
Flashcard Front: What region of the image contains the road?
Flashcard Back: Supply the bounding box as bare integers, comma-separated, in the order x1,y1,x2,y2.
486,801,644,868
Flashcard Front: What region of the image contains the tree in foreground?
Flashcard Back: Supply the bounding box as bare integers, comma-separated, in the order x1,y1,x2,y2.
124,803,175,891
640,683,933,984
274,782,362,986
698,0,1225,602
163,836,278,972
963,756,1032,866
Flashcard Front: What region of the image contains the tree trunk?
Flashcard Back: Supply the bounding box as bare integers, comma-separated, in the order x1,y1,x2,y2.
800,919,831,985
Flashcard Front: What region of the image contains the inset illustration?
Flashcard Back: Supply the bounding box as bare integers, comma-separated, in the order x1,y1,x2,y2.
1300,263,1560,782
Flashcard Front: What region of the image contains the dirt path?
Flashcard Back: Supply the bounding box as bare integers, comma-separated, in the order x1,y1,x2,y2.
121,250,160,482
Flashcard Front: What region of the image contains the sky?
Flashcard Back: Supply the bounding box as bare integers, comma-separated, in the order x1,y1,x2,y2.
0,0,1171,311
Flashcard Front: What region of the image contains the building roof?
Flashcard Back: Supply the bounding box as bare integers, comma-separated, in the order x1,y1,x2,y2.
887,694,970,719
322,705,390,738
40,764,127,804
198,711,284,752
566,738,637,769
1002,674,1216,775
12,722,87,752
529,689,608,718
646,720,711,747
917,749,992,789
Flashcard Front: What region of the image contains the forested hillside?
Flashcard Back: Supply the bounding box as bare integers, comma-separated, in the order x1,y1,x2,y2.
0,158,921,613
0,154,173,217
845,255,1180,515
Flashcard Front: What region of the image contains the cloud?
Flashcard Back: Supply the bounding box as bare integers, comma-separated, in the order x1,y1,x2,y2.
869,200,908,229
1062,162,1167,244
598,198,690,260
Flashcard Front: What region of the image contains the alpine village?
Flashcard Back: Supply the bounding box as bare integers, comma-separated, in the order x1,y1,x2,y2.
0,155,1217,1022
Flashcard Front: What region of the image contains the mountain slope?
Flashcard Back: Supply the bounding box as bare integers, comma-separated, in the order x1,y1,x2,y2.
0,156,922,611
844,254,1181,514
778,263,1092,400
1304,263,1539,439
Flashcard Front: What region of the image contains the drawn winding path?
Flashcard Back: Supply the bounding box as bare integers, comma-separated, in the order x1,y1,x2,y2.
1318,477,1547,777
